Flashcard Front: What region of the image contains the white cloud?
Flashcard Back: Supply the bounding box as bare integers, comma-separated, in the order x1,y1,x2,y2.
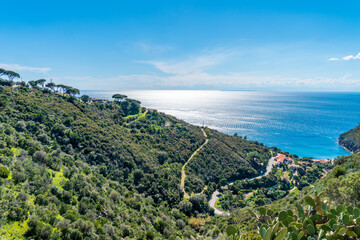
329,52,360,61
0,63,51,73
343,52,360,61
139,51,233,75
129,51,360,89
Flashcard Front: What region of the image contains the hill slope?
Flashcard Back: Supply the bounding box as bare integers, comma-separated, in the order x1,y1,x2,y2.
339,124,360,153
0,85,271,239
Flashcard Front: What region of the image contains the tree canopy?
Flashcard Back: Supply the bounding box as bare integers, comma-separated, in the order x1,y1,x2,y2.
45,82,56,91
112,93,127,101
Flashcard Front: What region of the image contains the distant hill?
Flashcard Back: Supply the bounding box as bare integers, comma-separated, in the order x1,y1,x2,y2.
339,124,360,153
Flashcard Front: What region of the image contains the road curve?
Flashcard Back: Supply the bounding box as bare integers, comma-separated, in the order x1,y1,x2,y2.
209,155,277,216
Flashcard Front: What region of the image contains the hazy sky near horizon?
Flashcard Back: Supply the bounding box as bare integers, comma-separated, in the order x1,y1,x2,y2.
1,0,360,91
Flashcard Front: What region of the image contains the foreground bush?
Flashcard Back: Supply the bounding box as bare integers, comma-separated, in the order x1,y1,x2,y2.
228,191,360,239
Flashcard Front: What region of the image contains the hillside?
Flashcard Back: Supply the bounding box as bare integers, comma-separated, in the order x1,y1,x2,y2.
224,152,360,239
0,84,271,239
339,124,360,153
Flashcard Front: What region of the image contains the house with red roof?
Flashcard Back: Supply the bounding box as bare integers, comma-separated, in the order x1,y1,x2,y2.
275,154,293,166
91,98,104,102
312,159,331,164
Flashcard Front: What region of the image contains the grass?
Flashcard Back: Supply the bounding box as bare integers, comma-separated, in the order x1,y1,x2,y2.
124,108,148,120
52,168,67,190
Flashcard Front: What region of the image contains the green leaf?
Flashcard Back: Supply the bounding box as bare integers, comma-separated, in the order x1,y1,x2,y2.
307,224,315,236
287,209,294,217
304,196,315,208
226,226,238,237
330,209,337,215
272,221,281,234
297,205,304,217
354,207,360,218
279,211,288,221
338,228,347,235
259,207,266,216
336,204,345,214
329,219,337,228
260,224,269,231
320,225,332,231
282,217,294,227
342,214,350,225
347,230,357,237
260,227,267,239
317,191,326,198
354,225,360,236
310,214,320,223
274,228,288,240
264,227,272,240
347,206,354,214
321,204,327,212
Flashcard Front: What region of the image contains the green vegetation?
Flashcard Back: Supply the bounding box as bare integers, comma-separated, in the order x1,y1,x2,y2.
216,158,332,211
229,191,360,239
2,67,360,239
186,131,271,196
339,124,360,153
0,72,276,239
226,152,360,239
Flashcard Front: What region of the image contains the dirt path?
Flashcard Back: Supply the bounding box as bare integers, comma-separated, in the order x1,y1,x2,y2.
181,128,208,199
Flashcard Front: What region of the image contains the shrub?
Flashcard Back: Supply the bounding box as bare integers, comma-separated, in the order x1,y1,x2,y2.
0,165,9,178
247,191,360,239
188,217,205,230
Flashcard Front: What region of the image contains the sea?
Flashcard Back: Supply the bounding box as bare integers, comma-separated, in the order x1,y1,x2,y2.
82,90,360,159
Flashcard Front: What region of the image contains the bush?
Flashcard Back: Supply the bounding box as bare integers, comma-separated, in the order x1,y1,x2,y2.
188,217,205,230
0,165,9,178
246,192,360,240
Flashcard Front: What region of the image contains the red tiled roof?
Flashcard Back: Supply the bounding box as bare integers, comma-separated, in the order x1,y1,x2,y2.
276,154,286,163
313,159,329,164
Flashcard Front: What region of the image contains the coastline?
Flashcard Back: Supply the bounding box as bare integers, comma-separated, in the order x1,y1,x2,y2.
84,90,359,159
339,141,355,154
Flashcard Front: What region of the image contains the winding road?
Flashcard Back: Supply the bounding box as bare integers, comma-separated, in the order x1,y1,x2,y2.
209,154,277,216
180,128,209,199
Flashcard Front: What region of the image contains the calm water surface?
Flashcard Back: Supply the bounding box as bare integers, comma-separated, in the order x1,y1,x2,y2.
83,90,360,159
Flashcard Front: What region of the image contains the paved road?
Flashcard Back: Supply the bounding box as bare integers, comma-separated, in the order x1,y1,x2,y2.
208,155,277,216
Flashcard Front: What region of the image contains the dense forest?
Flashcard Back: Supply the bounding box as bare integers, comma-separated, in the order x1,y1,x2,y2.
1,69,360,239
0,71,273,239
339,124,360,153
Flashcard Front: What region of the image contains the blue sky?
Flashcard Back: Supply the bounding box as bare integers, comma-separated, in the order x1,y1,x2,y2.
1,0,360,91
